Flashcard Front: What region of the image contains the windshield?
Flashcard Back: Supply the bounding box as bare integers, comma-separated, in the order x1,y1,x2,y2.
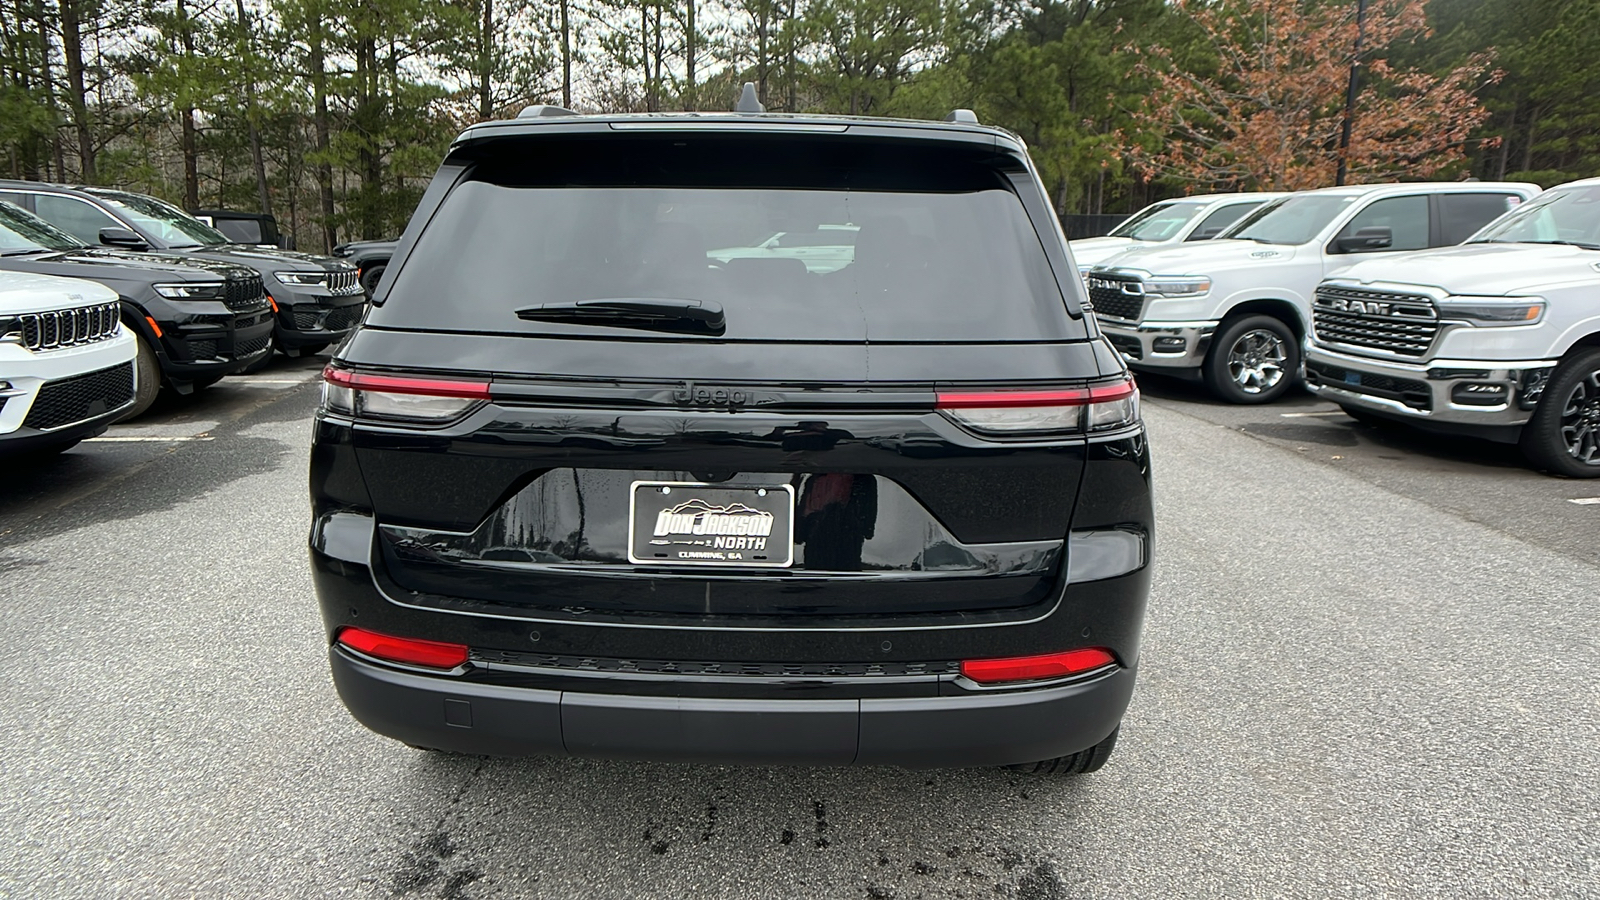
1224,194,1363,245
0,201,87,254
89,191,228,248
1108,201,1206,241
1470,186,1600,247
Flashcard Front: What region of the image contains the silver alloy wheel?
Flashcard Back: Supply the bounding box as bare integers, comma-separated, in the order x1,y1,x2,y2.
1225,329,1288,394
1558,367,1600,465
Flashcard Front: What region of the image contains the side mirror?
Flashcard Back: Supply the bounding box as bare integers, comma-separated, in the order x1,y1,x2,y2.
1335,225,1393,253
99,227,149,250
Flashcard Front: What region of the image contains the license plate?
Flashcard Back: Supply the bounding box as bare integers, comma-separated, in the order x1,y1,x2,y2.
628,481,795,567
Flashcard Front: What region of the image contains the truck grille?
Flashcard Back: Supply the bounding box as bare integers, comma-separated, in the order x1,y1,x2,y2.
18,302,121,351
224,275,266,311
22,362,135,430
1313,286,1439,357
1084,273,1145,321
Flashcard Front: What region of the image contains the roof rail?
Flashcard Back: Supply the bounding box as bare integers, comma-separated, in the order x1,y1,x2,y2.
735,82,766,114
944,109,979,124
517,105,577,119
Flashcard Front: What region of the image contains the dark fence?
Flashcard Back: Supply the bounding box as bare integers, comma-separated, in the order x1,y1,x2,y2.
1057,213,1127,240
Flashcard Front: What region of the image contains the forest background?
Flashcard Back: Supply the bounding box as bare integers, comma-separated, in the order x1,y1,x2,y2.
2,0,1594,251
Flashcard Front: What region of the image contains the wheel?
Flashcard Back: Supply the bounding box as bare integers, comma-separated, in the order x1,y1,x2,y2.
1202,314,1300,404
119,333,162,421
1006,727,1119,775
1519,348,1600,477
360,264,386,296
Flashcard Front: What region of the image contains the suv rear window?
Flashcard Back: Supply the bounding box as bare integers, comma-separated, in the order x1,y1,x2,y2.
374,136,1082,343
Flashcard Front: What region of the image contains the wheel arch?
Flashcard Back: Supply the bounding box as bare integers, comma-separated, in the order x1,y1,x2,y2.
1218,298,1307,341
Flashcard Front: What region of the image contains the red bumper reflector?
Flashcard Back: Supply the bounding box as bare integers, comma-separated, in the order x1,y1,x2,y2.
336,627,469,669
960,648,1117,684
323,366,491,399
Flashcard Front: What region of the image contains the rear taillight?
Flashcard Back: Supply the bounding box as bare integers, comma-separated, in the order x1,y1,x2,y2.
936,377,1138,435
321,366,490,423
335,627,470,670
960,648,1118,685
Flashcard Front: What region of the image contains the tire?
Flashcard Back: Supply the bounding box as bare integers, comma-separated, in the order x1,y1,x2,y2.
120,333,162,422
360,264,386,296
1202,314,1301,404
1519,348,1600,478
1006,727,1119,775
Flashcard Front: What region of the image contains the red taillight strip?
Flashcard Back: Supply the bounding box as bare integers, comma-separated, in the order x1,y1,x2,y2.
959,647,1119,685
936,378,1134,409
335,627,470,670
323,366,491,399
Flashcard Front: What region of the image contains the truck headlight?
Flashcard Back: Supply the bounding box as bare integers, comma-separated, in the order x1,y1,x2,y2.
153,282,225,300
275,271,329,287
1144,276,1211,298
1436,296,1545,326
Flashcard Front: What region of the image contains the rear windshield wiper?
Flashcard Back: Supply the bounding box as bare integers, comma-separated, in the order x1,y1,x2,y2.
515,298,726,335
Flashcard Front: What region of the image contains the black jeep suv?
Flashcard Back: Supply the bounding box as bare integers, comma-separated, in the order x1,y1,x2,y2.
0,201,272,418
0,181,364,359
310,102,1153,771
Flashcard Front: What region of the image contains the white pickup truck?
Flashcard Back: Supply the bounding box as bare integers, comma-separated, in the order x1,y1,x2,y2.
1305,178,1600,477
1086,182,1542,403
1069,193,1284,272
1,271,137,456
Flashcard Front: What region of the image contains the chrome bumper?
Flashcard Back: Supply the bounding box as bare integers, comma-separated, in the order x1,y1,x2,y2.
1303,344,1557,428
1098,319,1219,371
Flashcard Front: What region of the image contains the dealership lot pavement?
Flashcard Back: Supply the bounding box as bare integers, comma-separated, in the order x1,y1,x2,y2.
1,363,1596,899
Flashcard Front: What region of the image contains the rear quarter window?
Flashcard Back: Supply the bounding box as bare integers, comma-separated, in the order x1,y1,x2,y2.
373,136,1083,343
1438,193,1523,245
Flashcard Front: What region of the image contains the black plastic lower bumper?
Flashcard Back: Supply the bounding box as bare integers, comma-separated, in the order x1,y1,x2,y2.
330,648,1133,767
276,296,365,350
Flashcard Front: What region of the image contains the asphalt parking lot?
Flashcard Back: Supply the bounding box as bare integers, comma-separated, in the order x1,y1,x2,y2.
1,360,1596,899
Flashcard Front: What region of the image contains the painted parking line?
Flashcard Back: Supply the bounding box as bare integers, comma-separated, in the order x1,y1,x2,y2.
234,378,319,385
1279,411,1348,418
86,435,214,443
1568,497,1600,506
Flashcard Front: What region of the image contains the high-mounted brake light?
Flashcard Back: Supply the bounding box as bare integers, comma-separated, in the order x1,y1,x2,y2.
336,627,470,670
321,366,490,423
960,648,1118,685
936,377,1138,435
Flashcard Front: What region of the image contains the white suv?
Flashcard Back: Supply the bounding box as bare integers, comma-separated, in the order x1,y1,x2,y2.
1070,192,1285,272
1,272,137,456
1086,182,1541,403
1306,178,1600,477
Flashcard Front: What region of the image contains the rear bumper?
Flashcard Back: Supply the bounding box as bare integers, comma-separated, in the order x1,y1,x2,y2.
330,647,1133,767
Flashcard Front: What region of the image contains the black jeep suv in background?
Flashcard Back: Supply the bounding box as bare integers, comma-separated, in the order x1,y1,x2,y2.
310,102,1153,772
0,202,272,418
0,181,364,360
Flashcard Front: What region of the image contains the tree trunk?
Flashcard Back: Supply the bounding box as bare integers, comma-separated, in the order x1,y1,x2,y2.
58,0,96,181
478,0,493,119
560,0,571,108
757,0,768,106
684,0,695,110
176,0,199,208
785,0,796,112
234,0,272,216
1521,105,1538,174
310,16,337,251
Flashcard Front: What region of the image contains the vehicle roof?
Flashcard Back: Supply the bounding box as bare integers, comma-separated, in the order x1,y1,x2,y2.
1158,192,1289,203
1291,181,1541,198
450,111,1027,154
